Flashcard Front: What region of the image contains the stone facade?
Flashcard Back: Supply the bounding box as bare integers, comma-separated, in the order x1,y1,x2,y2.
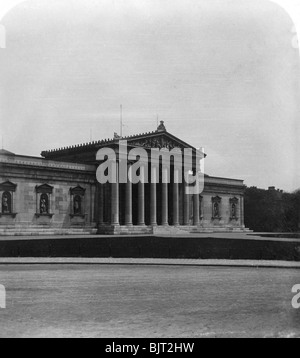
0,151,97,236
0,125,248,236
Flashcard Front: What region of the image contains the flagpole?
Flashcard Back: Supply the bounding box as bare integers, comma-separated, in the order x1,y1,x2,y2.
120,104,123,137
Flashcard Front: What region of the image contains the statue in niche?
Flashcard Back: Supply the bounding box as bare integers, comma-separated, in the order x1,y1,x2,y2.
231,203,236,219
213,202,219,218
231,203,236,218
74,195,82,215
40,194,49,214
2,192,11,214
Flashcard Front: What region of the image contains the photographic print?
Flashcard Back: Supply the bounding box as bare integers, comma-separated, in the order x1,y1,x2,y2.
0,0,299,340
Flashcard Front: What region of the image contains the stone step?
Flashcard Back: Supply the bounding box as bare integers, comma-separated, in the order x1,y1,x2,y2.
0,228,98,236
153,226,190,236
98,225,154,235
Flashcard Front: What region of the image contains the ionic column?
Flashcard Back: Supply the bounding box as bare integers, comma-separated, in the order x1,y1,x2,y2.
98,184,104,226
240,195,245,227
173,168,179,226
150,165,157,226
162,166,168,226
193,194,200,226
111,161,119,225
193,172,200,226
184,172,190,225
125,165,133,226
138,165,145,226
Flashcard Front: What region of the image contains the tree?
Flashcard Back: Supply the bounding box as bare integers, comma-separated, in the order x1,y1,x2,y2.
244,187,300,232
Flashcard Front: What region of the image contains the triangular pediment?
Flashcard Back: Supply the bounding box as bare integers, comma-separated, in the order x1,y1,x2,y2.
212,196,222,202
230,197,239,203
41,127,206,162
70,186,86,196
127,132,196,151
0,149,15,156
36,184,54,194
0,181,17,192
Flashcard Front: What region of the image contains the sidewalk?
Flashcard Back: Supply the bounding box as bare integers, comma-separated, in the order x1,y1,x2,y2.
0,257,299,268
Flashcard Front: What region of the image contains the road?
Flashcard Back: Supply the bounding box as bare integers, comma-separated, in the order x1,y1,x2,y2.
0,264,299,338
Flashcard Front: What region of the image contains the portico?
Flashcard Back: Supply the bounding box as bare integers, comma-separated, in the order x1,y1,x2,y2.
97,163,201,234
87,123,244,235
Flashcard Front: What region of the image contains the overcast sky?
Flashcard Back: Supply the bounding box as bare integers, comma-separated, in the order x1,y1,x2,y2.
0,0,299,192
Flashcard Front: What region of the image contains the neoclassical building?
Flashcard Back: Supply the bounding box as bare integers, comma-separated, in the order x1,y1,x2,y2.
0,123,246,236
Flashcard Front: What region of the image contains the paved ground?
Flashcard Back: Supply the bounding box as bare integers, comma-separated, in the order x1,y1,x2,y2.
0,232,299,242
0,264,299,338
0,257,300,268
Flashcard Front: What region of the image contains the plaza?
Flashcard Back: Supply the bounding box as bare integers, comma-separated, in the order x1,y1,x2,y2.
0,263,299,338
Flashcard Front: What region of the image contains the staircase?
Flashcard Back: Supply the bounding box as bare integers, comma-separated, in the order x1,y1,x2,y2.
0,225,98,236
153,226,191,236
98,225,154,235
0,224,253,237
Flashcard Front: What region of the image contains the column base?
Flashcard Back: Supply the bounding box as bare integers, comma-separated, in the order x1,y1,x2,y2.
98,225,153,235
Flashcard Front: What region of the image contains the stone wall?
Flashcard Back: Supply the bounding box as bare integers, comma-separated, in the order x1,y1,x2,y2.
0,153,97,235
0,179,96,226
0,152,247,235
201,193,243,229
201,176,245,230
